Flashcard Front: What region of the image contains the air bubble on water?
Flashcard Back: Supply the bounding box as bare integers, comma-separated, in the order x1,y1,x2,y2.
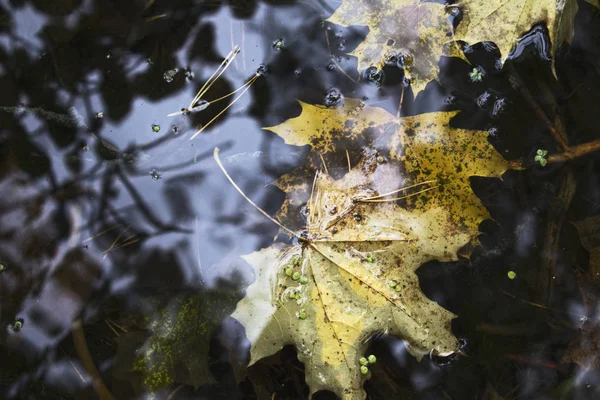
324,88,343,107
445,94,457,105
149,169,162,180
163,68,178,83
402,76,411,87
446,6,461,16
185,69,194,80
106,52,112,59
96,112,104,119
326,62,335,71
294,68,302,77
338,40,346,51
172,126,179,134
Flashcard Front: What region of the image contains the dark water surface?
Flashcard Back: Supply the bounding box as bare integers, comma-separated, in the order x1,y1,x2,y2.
1,0,600,399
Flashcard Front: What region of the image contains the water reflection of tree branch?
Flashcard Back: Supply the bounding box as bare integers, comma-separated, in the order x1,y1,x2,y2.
116,167,192,233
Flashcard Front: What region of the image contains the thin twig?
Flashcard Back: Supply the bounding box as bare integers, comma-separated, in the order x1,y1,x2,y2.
358,180,436,201
72,319,115,400
548,139,600,163
167,384,185,400
357,186,440,203
189,74,258,139
104,319,120,337
319,153,329,175
213,148,296,236
346,150,352,172
508,64,570,151
189,46,240,110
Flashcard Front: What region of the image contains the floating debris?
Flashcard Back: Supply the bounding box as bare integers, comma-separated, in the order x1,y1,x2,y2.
363,66,384,86
476,91,492,108
445,94,457,105
469,67,484,82
152,124,161,133
149,169,162,180
163,68,179,83
534,149,548,167
491,98,507,119
96,111,104,119
256,64,268,76
272,38,285,51
10,318,24,332
507,270,517,279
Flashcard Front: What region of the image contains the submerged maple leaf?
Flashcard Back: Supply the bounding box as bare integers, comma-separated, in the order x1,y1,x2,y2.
327,0,598,93
219,99,509,399
114,288,239,396
562,216,600,371
327,0,454,94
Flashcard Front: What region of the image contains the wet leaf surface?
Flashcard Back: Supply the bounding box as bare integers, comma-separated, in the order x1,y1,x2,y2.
233,100,508,399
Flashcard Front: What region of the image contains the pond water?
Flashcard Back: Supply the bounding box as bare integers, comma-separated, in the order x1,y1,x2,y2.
1,0,600,399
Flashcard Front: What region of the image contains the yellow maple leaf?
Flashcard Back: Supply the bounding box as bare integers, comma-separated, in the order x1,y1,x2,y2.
327,0,597,93
327,0,454,94
220,99,509,399
453,0,579,65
